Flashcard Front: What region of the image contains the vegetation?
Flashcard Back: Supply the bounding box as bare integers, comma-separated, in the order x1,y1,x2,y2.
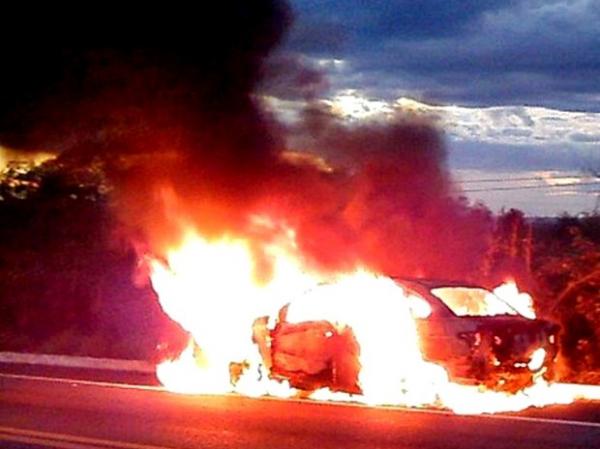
483,209,600,381
0,159,184,361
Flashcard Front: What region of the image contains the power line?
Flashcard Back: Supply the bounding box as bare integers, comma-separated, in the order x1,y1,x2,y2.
459,174,594,184
463,181,600,193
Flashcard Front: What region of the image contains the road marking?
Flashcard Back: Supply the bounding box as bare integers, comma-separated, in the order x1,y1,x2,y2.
0,372,165,392
0,352,154,373
285,397,600,429
0,426,177,449
2,372,600,429
0,432,92,449
467,412,600,429
309,398,600,428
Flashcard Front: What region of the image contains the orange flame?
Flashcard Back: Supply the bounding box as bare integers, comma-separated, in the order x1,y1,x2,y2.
149,221,600,414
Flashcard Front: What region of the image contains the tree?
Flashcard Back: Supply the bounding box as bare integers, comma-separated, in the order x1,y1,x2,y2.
482,208,533,289
532,216,600,375
0,159,184,359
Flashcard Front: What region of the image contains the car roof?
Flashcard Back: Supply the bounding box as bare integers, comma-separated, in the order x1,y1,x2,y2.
390,277,487,290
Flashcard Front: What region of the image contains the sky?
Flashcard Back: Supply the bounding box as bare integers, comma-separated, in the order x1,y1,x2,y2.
281,0,600,216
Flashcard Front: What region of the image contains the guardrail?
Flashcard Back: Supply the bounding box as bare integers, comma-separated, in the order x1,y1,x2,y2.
0,352,154,373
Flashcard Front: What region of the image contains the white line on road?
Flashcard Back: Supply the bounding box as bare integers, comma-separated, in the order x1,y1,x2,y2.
0,426,177,449
0,432,93,449
466,412,600,429
2,372,600,430
291,396,600,429
0,372,165,392
0,352,154,373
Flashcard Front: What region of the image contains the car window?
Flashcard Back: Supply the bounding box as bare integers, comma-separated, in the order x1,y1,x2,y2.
430,287,520,317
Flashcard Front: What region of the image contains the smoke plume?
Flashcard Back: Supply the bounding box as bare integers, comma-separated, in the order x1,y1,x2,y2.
0,0,492,282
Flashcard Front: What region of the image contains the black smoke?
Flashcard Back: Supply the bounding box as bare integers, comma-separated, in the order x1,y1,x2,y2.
0,1,492,281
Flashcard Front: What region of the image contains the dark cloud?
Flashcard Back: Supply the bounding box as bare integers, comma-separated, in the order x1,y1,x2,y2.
289,0,516,51
287,0,600,111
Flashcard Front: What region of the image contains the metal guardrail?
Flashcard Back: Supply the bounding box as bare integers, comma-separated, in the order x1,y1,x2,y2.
0,352,154,373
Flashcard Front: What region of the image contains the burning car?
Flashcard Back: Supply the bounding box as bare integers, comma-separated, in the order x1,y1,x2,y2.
252,278,560,394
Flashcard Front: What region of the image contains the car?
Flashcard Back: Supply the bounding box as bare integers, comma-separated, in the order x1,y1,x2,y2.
251,278,560,394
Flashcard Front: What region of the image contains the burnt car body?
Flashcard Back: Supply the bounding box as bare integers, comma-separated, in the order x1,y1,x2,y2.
252,278,559,393
399,279,559,391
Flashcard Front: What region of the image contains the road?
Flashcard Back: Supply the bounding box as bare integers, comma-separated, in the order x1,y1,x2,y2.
0,373,599,449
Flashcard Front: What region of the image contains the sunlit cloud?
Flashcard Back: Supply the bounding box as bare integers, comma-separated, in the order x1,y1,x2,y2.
264,90,600,215
325,89,394,120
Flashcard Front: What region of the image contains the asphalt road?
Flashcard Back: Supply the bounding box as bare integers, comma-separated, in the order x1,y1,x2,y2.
0,373,599,449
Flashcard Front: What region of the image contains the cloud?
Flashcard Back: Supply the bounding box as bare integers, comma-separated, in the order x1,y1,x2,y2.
266,89,600,175
311,92,600,154
570,132,600,143
290,0,516,44
287,0,600,111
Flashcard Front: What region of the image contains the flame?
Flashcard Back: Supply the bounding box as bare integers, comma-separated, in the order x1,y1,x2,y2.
493,280,536,319
527,348,546,372
151,226,314,396
283,273,447,406
0,145,55,172
149,222,599,414
430,281,535,318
